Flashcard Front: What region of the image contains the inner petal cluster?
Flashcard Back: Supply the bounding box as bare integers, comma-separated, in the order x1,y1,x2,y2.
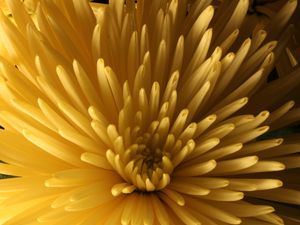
105,78,198,194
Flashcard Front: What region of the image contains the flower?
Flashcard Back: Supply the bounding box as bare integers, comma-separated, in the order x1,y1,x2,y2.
0,0,300,224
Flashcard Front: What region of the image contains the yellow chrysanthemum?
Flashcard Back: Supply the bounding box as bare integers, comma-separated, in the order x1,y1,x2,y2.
0,0,300,224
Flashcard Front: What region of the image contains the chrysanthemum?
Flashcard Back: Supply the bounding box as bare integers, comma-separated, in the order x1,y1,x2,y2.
0,0,300,224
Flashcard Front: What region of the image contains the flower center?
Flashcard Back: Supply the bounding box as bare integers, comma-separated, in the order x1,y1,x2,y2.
106,121,176,196
139,146,164,171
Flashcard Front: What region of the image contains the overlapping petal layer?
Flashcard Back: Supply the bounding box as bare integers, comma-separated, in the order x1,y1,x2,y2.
0,0,299,224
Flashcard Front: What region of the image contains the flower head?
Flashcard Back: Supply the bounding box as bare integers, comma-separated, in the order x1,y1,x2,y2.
0,0,300,224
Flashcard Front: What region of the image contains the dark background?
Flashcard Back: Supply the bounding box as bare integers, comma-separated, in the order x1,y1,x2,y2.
92,0,109,3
